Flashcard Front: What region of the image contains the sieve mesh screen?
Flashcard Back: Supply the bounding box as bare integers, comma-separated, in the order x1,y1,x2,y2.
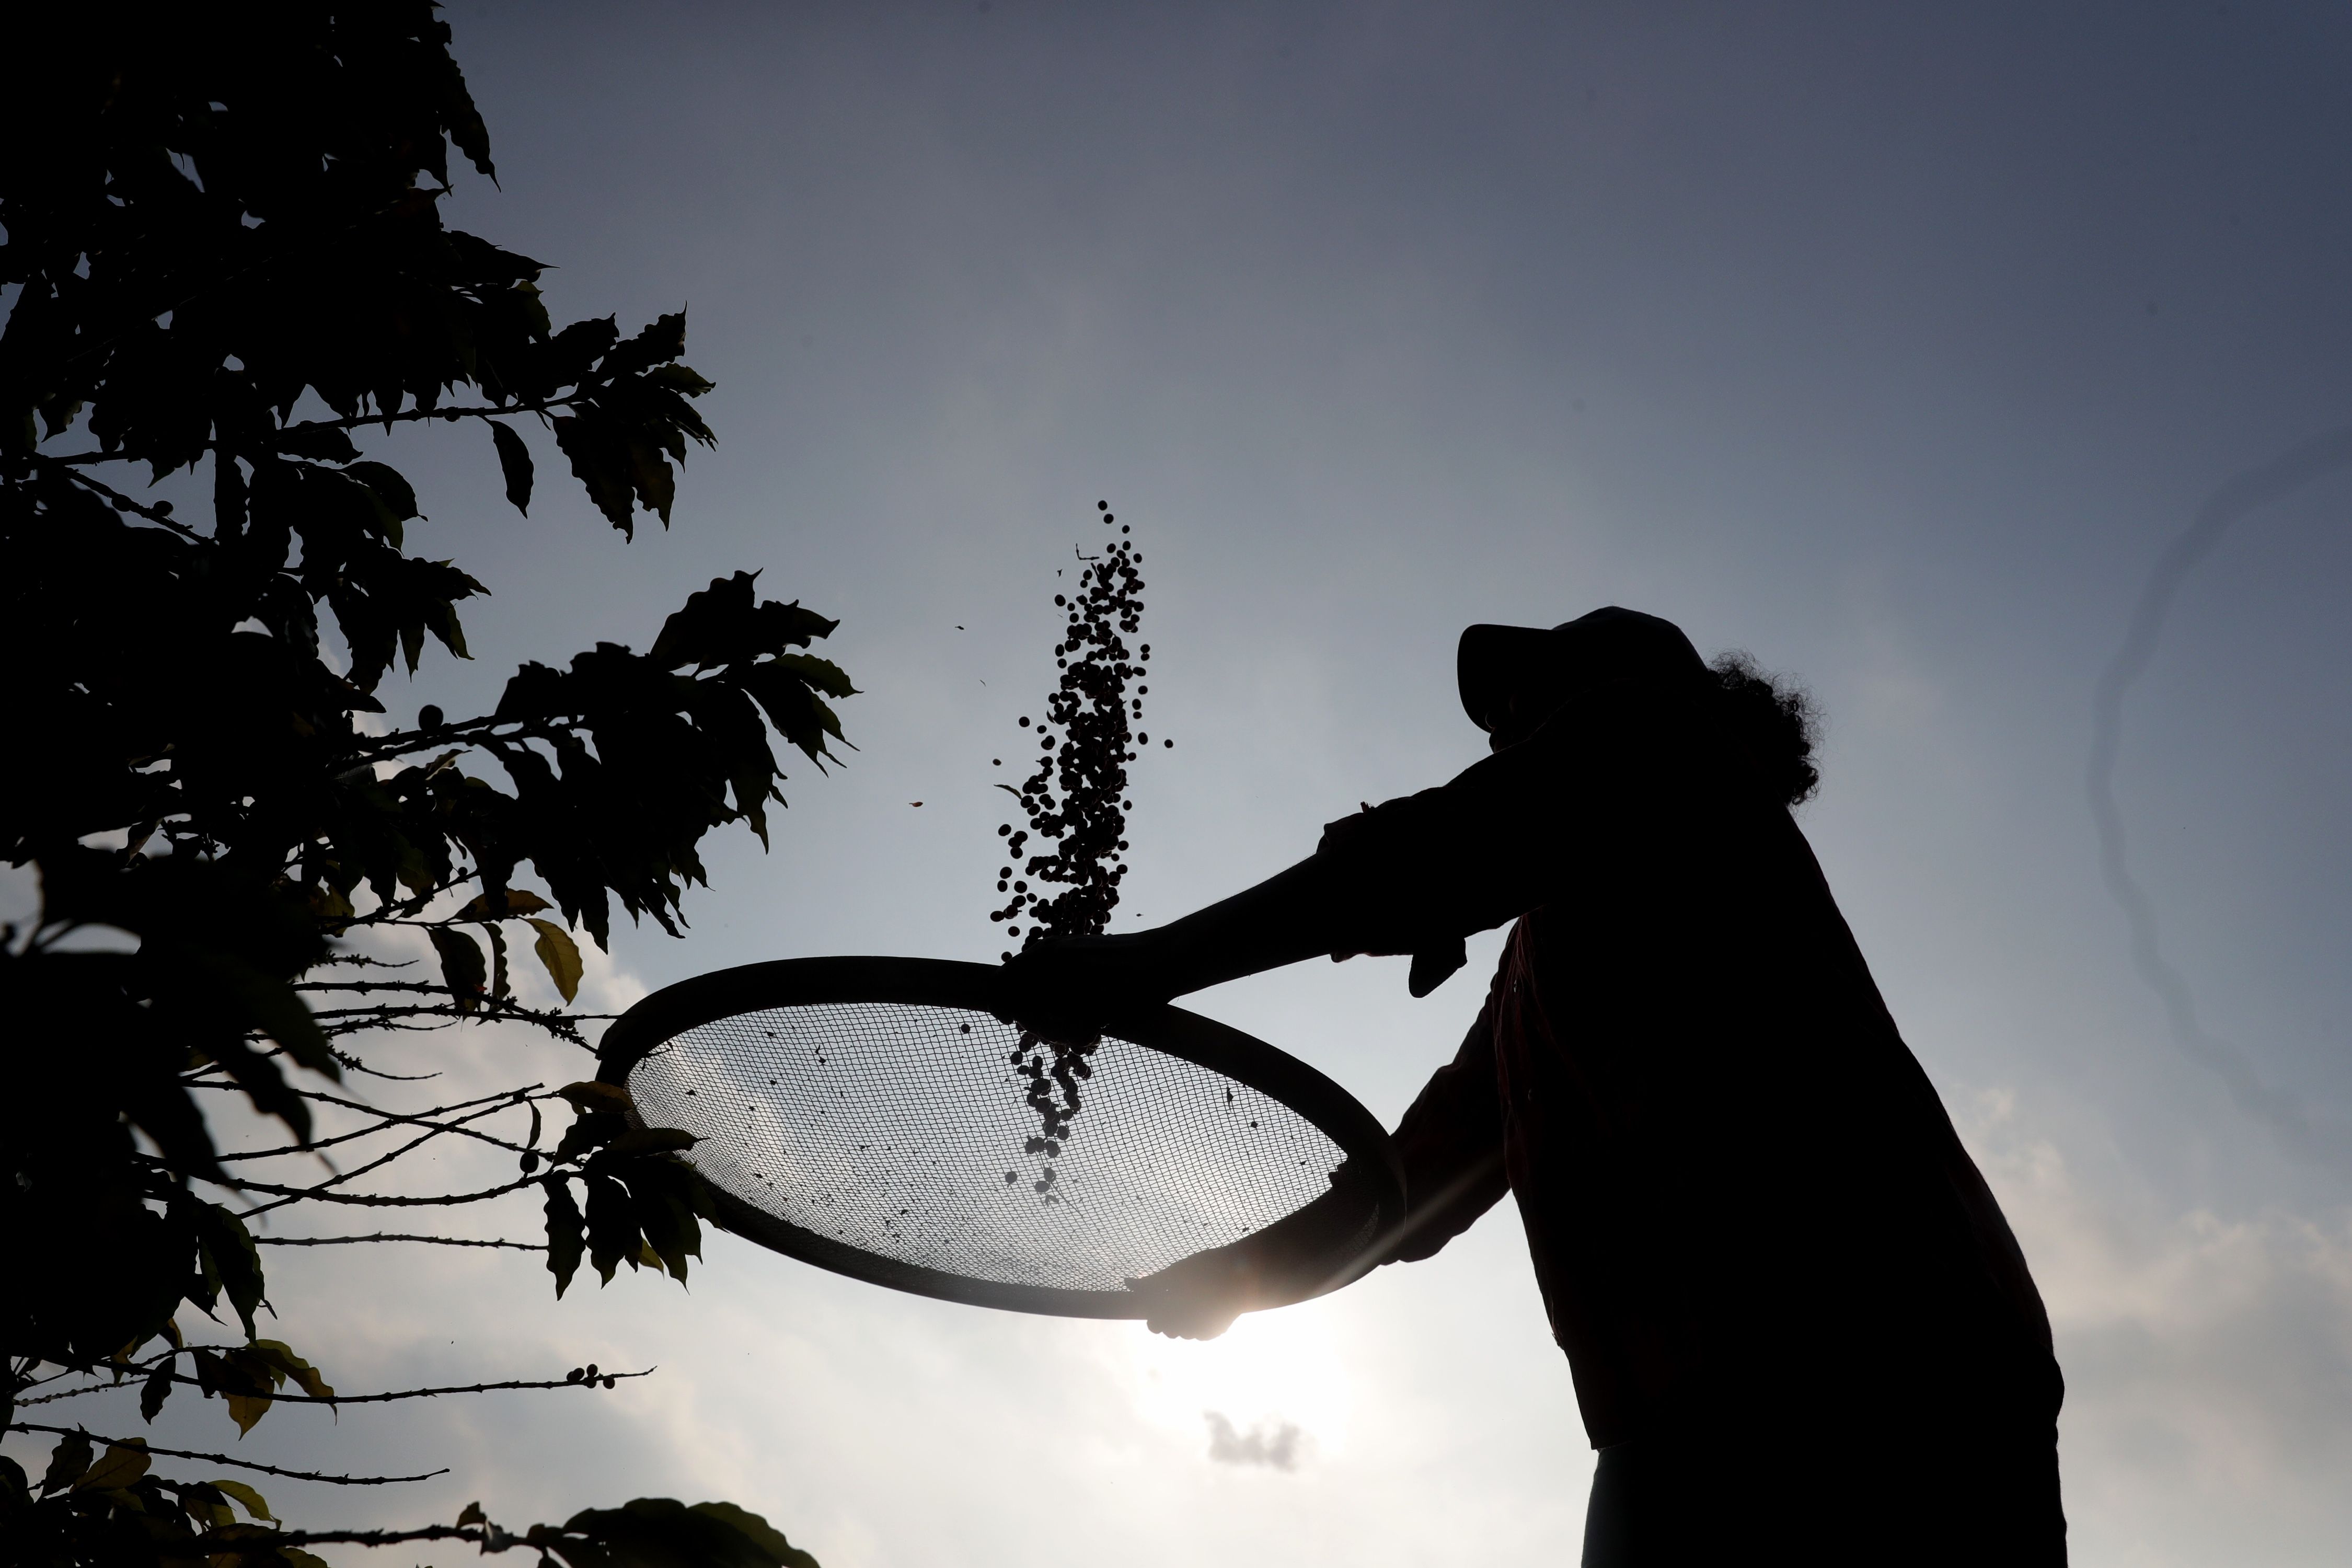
626,1001,1349,1293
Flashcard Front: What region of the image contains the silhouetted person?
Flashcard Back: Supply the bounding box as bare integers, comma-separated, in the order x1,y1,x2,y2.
1010,608,2066,1566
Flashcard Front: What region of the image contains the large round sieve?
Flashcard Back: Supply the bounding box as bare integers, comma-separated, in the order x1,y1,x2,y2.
595,956,1404,1318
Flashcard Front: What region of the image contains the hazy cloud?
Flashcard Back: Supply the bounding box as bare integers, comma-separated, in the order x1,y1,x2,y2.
1962,1089,2352,1564
1204,1411,1306,1471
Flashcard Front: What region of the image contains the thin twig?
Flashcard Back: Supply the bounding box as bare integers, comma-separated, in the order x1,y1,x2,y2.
256,1233,544,1251
273,393,579,440
337,714,534,766
328,1023,463,1048
5,1422,446,1485
15,1382,134,1408
309,1000,592,1048
43,463,204,540
230,1109,514,1216
332,1054,446,1080
221,1087,546,1165
215,1173,542,1210
311,999,587,1033
7,1363,89,1396
266,1526,485,1549
144,1367,651,1407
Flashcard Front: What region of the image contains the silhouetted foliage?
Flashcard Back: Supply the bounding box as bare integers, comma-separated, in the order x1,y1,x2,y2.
3,6,836,1564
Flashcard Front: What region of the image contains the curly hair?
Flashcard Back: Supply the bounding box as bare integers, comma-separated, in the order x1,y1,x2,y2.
1708,651,1821,806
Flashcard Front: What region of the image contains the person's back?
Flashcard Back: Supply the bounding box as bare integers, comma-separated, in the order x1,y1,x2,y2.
1345,658,2062,1560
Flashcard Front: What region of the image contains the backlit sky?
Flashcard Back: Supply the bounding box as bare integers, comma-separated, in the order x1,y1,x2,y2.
18,4,2352,1564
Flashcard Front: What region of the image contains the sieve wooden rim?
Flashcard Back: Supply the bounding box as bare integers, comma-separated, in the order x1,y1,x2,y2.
596,955,1405,1319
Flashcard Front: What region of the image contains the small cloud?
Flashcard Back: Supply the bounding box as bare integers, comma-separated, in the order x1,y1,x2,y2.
1204,1410,1305,1471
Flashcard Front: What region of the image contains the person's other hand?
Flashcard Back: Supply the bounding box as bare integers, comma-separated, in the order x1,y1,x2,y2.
999,928,1183,1022
1125,1242,1270,1341
1124,1160,1368,1337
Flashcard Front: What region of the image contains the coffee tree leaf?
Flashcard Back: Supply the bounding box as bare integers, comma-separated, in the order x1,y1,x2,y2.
691,1502,822,1568
457,888,554,919
40,1433,93,1495
193,1202,266,1341
225,1390,274,1436
215,1346,287,1435
544,1497,818,1568
429,928,489,1012
344,462,420,524
770,653,857,700
528,918,583,1002
140,1363,175,1423
552,412,639,536
583,1173,639,1284
592,1128,699,1161
603,311,689,376
490,420,535,514
550,1111,623,1168
212,1479,275,1522
179,1480,238,1531
543,1176,586,1298
75,1440,152,1492
250,1339,335,1401
558,1081,634,1115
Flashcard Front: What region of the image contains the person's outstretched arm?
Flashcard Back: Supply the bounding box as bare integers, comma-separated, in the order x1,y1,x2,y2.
999,851,1362,1012
1005,675,1707,1010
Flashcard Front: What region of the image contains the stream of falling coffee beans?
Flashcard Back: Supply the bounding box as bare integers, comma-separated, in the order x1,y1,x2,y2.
990,500,1168,1202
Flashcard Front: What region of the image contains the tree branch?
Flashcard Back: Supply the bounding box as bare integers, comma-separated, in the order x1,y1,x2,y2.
5,1422,447,1485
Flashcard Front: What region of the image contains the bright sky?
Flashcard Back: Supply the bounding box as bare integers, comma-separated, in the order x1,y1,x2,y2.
20,4,2352,1564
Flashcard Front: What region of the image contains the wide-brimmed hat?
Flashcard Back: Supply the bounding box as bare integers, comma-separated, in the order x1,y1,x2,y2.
1456,606,1706,732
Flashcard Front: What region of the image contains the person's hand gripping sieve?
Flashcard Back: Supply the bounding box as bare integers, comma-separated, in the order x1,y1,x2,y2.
1125,1239,1277,1340
998,929,1185,1028
1124,1159,1375,1338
